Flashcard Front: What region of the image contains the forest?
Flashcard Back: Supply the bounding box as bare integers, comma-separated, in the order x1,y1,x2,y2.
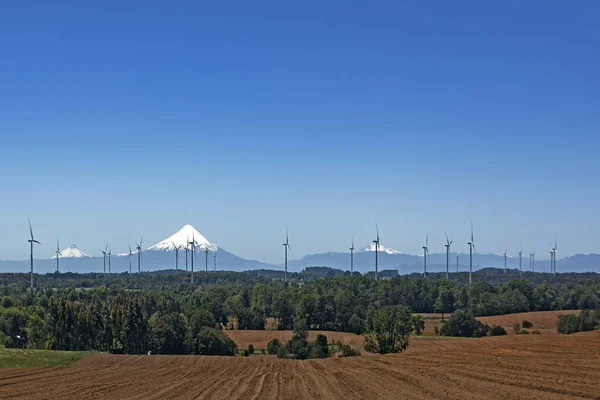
0,268,598,354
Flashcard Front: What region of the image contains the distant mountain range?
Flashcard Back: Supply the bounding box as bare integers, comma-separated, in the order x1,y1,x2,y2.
0,224,598,274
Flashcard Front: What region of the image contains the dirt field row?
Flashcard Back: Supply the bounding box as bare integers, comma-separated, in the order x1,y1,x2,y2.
1,328,598,399
227,310,579,350
418,310,579,335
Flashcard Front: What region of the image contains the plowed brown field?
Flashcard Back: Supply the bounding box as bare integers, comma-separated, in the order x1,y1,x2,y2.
225,330,364,350
419,310,580,335
1,329,599,399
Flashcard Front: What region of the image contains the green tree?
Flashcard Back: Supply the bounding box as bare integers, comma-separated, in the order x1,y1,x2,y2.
148,312,188,354
364,305,414,354
194,327,237,355
440,309,480,337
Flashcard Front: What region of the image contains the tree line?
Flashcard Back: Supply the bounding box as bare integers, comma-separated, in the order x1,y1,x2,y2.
0,272,598,353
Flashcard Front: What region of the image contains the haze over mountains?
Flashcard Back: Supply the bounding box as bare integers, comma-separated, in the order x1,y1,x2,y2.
0,224,598,274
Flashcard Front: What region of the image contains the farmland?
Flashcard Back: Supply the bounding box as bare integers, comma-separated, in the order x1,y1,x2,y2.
0,311,598,399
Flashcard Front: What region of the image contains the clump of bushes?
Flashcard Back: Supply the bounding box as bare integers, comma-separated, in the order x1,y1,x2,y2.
267,338,282,355
272,320,332,360
194,327,238,356
557,309,600,334
248,344,254,355
490,325,507,336
412,315,425,335
520,329,529,334
440,310,489,338
522,320,533,329
338,342,361,357
276,346,288,359
513,323,521,334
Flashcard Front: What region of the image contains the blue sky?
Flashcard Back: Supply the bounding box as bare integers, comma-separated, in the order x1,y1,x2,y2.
1,1,599,263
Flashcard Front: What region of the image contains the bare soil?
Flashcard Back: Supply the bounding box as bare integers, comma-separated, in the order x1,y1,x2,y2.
1,311,597,400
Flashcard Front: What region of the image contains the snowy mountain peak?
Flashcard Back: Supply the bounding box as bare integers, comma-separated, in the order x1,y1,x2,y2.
147,224,218,252
52,244,90,259
362,243,401,255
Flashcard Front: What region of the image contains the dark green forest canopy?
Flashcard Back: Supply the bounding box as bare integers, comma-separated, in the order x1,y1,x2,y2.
0,268,598,354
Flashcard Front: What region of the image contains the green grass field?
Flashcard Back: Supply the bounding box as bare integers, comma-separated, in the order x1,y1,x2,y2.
0,348,95,368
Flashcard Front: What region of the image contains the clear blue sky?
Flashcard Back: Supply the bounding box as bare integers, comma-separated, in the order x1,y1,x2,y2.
1,1,599,263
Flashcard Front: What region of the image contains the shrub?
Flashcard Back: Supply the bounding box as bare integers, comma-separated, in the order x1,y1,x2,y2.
557,314,580,334
490,325,507,336
556,310,600,334
276,345,288,359
307,334,329,359
248,344,255,355
267,338,282,355
513,323,521,334
194,327,238,356
287,321,310,359
522,320,533,329
339,344,361,357
241,349,249,356
434,325,439,336
532,330,541,334
476,321,491,337
440,310,480,337
412,315,425,335
520,329,529,334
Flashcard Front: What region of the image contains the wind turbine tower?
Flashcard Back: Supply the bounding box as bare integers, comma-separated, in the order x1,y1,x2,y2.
55,239,62,273
27,220,41,290
108,245,112,276
185,237,189,272
445,233,453,280
467,224,475,285
172,242,181,271
214,251,217,271
518,243,523,277
204,247,209,273
504,246,508,274
553,240,558,276
189,234,195,283
422,233,428,278
136,238,143,274
349,237,355,275
101,245,107,275
373,224,380,281
283,228,291,283
456,251,462,273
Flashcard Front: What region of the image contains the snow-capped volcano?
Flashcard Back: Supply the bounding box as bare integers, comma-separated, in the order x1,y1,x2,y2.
147,224,218,252
52,244,90,259
362,243,401,255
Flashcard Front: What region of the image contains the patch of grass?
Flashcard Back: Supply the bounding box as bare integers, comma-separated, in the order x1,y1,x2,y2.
0,348,95,368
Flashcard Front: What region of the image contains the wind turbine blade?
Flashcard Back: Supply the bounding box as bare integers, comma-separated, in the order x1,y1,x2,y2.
470,222,474,243
445,232,449,245
28,219,34,240
33,240,41,244
376,223,379,241
426,233,428,248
